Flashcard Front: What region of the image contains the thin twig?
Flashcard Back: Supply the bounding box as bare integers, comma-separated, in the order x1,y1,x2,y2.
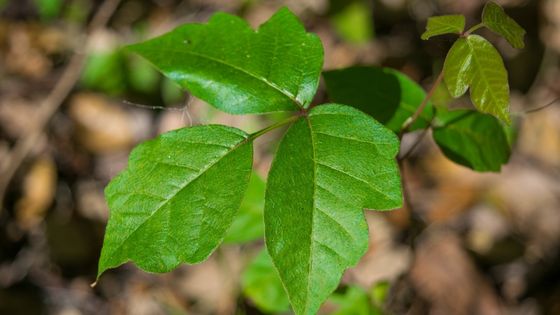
399,71,444,136
524,97,560,114
398,127,431,161
0,0,122,205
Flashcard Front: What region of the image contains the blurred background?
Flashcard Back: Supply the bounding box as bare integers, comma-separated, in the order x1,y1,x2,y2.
1,0,560,314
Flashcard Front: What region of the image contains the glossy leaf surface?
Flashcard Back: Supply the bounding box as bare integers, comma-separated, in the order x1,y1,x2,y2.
443,35,510,123
128,8,323,114
323,66,433,132
265,104,402,315
98,125,253,277
433,109,511,172
482,1,526,49
421,15,465,40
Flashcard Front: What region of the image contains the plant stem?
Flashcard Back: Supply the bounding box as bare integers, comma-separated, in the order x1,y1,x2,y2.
399,71,444,136
464,23,484,35
524,97,560,114
249,114,301,140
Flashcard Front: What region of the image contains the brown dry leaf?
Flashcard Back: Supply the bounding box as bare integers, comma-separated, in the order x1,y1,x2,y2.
487,168,560,260
15,157,57,230
0,97,38,139
345,214,412,288
410,231,504,315
518,106,560,168
176,248,242,315
69,93,134,154
3,23,52,79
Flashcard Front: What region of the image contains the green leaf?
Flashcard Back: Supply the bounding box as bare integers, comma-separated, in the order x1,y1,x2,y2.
482,1,526,49
242,249,290,313
421,15,465,40
34,0,62,20
443,35,511,124
81,50,127,95
323,66,433,133
223,172,266,244
265,104,402,315
98,125,253,277
127,8,323,114
329,286,373,315
433,109,511,172
330,1,374,44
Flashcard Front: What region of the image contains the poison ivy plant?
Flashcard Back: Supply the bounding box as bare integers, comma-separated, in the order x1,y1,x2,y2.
265,104,401,314
482,1,526,49
127,8,323,114
98,3,527,314
423,1,525,125
421,14,465,40
98,126,253,274
433,109,511,172
323,66,433,132
443,34,511,123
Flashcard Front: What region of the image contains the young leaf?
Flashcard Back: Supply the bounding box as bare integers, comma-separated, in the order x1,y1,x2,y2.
97,125,253,277
482,1,526,49
242,249,291,313
433,109,511,172
265,104,402,315
127,8,323,114
421,15,465,40
223,171,266,244
443,35,510,124
323,66,433,132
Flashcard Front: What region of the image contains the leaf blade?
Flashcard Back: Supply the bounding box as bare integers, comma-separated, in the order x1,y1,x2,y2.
265,104,402,314
323,66,433,132
482,1,526,49
421,15,465,40
127,8,323,114
98,125,253,277
443,35,511,123
433,109,511,172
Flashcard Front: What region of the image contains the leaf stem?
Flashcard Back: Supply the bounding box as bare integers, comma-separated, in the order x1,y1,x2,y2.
249,114,301,140
464,23,484,36
399,71,444,137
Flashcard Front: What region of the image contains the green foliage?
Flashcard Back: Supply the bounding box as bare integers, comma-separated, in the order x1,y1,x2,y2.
98,126,253,276
224,172,266,244
422,1,526,125
433,109,511,172
482,1,526,48
443,35,510,123
34,0,62,20
98,4,527,314
323,66,433,132
330,0,374,44
127,8,323,114
421,15,465,40
265,104,401,315
242,249,290,313
329,286,375,315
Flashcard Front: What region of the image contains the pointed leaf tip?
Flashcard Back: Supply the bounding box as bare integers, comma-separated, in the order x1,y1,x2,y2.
482,1,526,49
421,15,465,40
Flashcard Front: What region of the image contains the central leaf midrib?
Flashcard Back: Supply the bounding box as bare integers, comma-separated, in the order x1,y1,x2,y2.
305,116,318,315
140,47,304,109
467,37,499,108
110,135,248,258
